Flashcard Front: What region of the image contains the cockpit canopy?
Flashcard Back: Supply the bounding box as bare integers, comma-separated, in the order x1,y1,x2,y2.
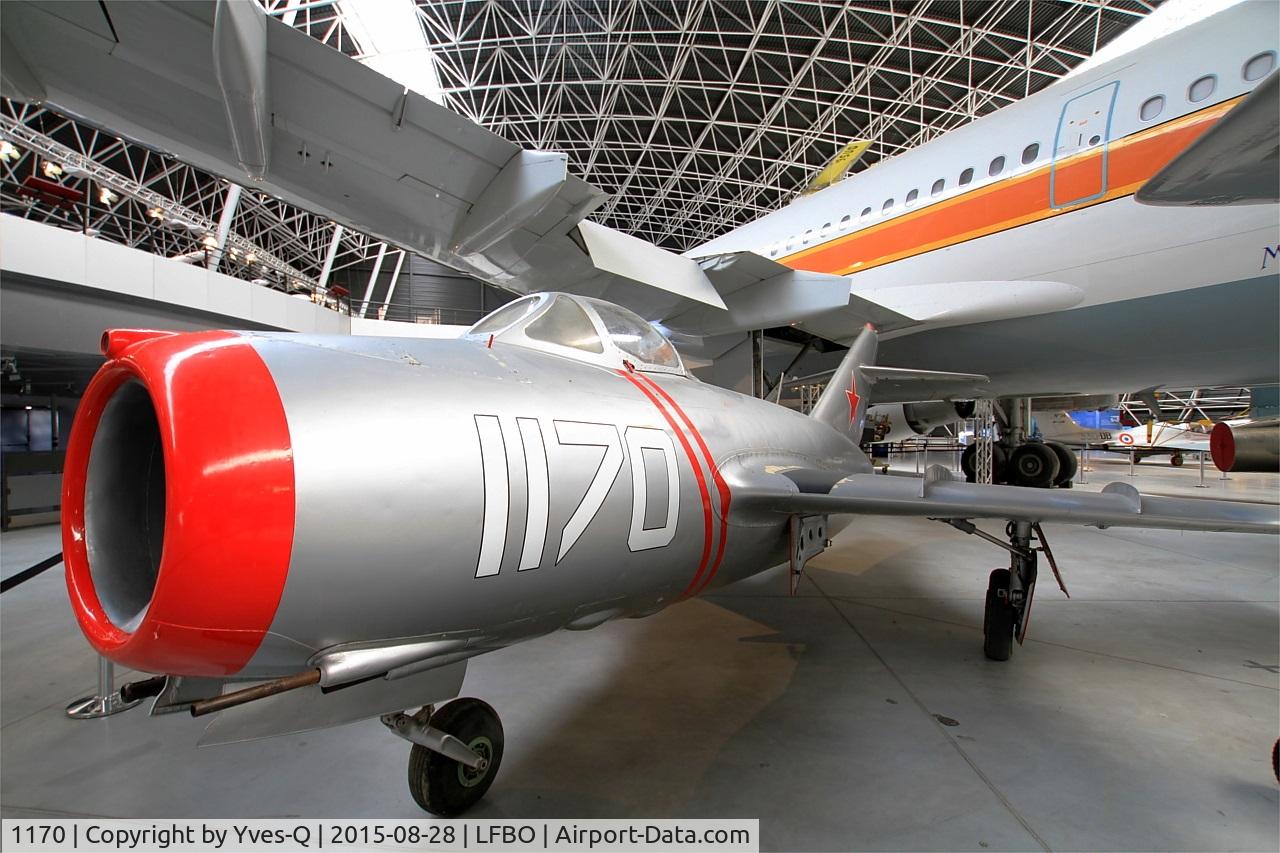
465,293,685,375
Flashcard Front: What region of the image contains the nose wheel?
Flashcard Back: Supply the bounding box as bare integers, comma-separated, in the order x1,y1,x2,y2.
946,518,1068,661
383,698,504,816
983,568,1015,661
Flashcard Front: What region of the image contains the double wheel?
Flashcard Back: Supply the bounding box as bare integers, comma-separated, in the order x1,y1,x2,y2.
963,441,1076,488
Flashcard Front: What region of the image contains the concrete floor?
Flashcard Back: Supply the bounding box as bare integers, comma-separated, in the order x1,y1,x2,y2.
2,458,1277,851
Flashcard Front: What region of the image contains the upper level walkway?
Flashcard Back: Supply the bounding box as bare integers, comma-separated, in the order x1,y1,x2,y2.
0,214,467,358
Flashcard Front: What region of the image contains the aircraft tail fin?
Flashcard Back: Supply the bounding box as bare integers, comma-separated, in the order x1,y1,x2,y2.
809,326,877,443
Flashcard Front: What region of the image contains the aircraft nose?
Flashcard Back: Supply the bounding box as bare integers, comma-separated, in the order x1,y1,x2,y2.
62,330,296,677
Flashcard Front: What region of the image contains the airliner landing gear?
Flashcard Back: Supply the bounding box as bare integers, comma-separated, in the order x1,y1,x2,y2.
1009,442,1059,488
962,439,1074,488
1046,441,1077,487
383,698,505,816
963,397,1077,488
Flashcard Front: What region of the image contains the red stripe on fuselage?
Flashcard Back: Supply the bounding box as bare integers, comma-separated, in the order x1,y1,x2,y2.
616,369,713,596
634,374,732,596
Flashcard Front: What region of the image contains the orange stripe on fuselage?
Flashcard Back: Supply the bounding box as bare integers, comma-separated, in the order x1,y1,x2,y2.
780,97,1240,276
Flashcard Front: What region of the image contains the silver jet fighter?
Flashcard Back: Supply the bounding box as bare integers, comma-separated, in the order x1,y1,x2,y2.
63,294,1277,815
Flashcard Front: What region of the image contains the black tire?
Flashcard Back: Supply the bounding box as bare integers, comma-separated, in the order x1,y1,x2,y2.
991,443,1009,485
407,698,504,816
961,443,1008,483
1170,452,1184,467
1010,442,1060,488
1044,441,1077,487
983,568,1014,661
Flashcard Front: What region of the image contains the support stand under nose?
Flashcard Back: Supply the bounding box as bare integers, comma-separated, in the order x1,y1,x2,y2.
66,656,143,719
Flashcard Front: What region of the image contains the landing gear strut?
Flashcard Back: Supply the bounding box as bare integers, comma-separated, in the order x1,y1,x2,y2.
944,518,1069,660
982,521,1037,660
382,697,504,816
962,397,1076,488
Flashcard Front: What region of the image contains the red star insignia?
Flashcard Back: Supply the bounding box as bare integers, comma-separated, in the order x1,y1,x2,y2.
846,384,860,426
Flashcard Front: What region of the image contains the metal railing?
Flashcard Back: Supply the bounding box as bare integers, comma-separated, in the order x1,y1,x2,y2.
347,299,488,327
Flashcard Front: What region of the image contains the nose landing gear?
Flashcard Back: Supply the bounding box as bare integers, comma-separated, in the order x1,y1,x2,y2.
383,697,505,816
945,518,1069,660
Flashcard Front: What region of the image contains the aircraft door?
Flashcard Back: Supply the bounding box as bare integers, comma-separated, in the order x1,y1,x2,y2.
1050,81,1119,208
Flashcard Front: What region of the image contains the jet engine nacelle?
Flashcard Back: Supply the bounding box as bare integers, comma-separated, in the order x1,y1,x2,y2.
866,401,974,443
1210,420,1280,472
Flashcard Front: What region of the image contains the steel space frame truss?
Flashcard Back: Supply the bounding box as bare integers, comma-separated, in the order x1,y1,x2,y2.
267,0,1154,251
0,1,1156,300
0,101,389,291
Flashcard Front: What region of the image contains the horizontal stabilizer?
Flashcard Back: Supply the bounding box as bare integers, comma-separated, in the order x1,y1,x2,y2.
788,365,989,405
1137,70,1279,206
733,468,1278,535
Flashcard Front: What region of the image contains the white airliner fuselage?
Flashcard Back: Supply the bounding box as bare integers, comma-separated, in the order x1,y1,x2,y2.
691,0,1280,397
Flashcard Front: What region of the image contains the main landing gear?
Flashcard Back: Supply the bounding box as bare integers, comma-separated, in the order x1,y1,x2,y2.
962,440,1075,488
944,518,1069,660
961,397,1077,488
382,697,505,816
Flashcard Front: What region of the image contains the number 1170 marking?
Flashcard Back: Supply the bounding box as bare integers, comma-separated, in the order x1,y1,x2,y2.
474,415,680,578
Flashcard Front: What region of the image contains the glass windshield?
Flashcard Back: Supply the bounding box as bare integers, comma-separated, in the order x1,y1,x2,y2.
469,295,542,336
525,295,604,353
585,298,680,369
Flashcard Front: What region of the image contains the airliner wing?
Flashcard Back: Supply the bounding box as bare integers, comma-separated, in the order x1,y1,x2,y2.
732,467,1278,535
0,1,737,320
1137,70,1279,206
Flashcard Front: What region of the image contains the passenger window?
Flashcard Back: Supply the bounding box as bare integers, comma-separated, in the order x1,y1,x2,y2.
881,198,894,213
988,156,1005,177
838,213,852,229
801,229,814,245
860,206,872,220
931,178,945,196
1188,75,1216,103
819,222,832,238
525,295,603,353
785,237,795,251
1021,143,1039,165
958,167,974,186
1243,51,1276,81
1139,95,1165,121
905,188,919,206
768,244,779,257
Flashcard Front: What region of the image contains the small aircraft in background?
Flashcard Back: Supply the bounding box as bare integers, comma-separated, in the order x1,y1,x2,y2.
1036,409,1280,474
1036,409,1216,467
62,295,1276,816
